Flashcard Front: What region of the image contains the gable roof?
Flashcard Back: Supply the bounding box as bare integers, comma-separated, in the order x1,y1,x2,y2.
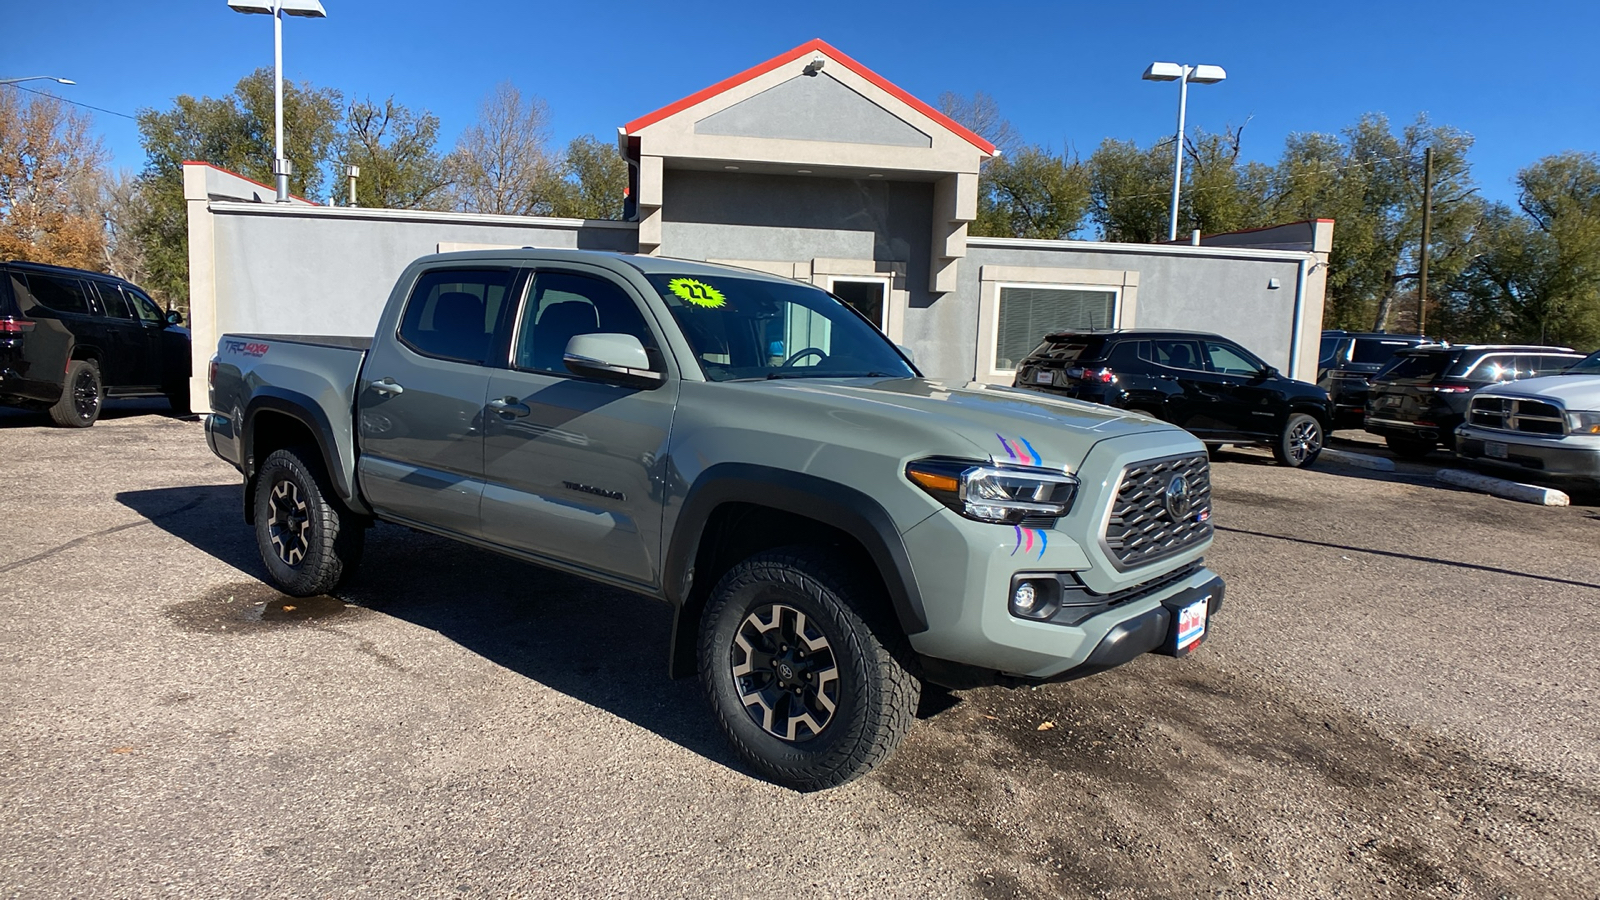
622,38,996,157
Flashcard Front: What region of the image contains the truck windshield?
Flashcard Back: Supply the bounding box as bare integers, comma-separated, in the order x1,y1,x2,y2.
644,272,917,381
1562,349,1600,375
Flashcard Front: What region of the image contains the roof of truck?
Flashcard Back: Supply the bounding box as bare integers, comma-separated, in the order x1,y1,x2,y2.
419,247,806,286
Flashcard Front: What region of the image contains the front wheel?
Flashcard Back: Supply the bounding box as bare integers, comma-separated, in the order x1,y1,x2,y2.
1273,412,1324,468
698,547,919,792
252,446,365,596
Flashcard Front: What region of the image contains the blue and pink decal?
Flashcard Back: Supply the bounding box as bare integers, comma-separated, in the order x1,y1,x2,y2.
995,434,1042,466
1011,524,1049,559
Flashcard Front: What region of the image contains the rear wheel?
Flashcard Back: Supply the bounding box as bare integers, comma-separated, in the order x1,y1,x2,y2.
252,446,365,596
698,547,918,792
1273,413,1324,467
1386,435,1436,459
49,360,102,427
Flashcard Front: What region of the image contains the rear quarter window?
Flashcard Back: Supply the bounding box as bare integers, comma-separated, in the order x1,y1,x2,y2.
1350,339,1417,365
1381,352,1458,380
17,273,94,315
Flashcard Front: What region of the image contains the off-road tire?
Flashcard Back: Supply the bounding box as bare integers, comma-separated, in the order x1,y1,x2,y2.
698,546,919,792
1272,412,1324,468
49,359,102,427
1386,435,1436,460
252,446,364,596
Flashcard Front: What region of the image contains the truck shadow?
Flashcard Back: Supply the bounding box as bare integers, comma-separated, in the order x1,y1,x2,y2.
117,485,743,775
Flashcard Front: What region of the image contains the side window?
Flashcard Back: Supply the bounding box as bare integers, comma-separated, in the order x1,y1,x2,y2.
1151,339,1204,371
1470,355,1518,383
1204,341,1263,376
1317,336,1342,367
128,289,165,325
26,274,94,315
97,283,134,320
514,271,656,374
396,268,513,365
1107,340,1146,367
1530,354,1576,376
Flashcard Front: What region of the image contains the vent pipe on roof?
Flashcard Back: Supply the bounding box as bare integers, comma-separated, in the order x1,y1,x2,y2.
1190,229,1201,246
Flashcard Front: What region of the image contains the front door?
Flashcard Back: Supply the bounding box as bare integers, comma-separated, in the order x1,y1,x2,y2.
356,266,517,536
479,267,677,587
1200,339,1280,439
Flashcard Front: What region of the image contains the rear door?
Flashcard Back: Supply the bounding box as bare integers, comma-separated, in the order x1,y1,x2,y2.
91,282,162,388
1148,337,1232,438
479,266,678,587
356,266,518,536
26,274,107,376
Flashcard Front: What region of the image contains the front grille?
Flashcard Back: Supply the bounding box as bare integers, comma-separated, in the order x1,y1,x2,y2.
1469,396,1565,434
1103,454,1212,569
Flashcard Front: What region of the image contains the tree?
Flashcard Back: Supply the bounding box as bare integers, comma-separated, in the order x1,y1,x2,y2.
937,91,1020,157
1442,153,1600,345
0,87,109,270
447,83,560,215
548,134,626,220
133,69,344,307
1088,138,1173,242
973,146,1091,239
97,169,151,287
332,96,450,209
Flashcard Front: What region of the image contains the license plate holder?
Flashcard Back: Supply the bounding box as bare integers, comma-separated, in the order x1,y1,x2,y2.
1157,578,1222,657
1033,370,1053,385
1485,440,1509,459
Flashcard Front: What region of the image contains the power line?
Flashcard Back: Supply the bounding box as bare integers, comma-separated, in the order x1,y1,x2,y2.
2,83,137,121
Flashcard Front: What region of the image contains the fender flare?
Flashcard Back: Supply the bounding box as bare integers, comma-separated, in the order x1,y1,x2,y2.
242,389,367,519
662,463,928,679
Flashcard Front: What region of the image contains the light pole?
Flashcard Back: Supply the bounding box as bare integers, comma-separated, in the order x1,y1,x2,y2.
0,76,76,86
227,0,327,203
1142,62,1227,242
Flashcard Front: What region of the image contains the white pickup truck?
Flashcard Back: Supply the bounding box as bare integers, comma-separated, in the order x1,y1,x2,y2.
1455,348,1600,487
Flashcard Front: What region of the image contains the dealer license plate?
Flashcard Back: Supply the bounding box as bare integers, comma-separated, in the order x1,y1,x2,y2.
1176,598,1207,651
1033,370,1053,384
1485,440,1509,459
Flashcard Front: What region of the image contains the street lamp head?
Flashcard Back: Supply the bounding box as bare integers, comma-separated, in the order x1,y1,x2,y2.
1142,62,1185,82
1189,65,1227,85
55,78,76,85
228,0,327,17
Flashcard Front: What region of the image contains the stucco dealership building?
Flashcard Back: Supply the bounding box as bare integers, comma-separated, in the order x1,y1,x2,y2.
183,39,1331,402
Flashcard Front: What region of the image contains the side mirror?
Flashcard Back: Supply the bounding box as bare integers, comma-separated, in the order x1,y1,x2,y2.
896,343,916,365
563,333,665,389
1259,365,1280,380
165,310,184,326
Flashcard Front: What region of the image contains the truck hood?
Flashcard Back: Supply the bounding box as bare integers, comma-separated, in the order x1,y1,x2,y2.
1477,374,1600,410
755,377,1181,470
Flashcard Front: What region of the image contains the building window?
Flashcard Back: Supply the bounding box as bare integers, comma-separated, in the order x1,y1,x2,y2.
993,284,1118,372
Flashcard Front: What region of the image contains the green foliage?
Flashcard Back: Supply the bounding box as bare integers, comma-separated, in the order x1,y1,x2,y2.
331,96,450,210
133,69,344,308
1087,138,1172,242
548,134,627,220
973,146,1091,240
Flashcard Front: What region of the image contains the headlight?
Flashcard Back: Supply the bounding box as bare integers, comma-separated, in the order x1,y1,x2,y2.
1566,411,1600,434
905,458,1078,525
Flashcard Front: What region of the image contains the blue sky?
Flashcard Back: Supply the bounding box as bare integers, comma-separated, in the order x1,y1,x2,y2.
4,0,1596,206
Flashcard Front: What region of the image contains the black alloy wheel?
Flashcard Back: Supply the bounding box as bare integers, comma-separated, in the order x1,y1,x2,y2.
49,360,102,427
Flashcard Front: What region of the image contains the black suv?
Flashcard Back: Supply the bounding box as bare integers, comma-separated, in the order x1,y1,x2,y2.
1012,329,1333,467
1318,331,1428,427
1,261,190,427
1364,344,1585,458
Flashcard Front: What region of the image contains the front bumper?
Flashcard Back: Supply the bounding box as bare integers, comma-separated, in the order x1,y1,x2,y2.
1455,425,1600,485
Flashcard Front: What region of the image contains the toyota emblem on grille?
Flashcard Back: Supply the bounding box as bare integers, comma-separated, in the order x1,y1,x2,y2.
1164,474,1192,521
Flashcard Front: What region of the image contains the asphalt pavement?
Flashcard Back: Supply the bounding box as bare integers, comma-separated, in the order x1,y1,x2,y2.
2,403,1596,898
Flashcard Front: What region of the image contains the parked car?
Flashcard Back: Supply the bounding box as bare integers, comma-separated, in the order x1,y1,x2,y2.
1011,329,1333,468
1454,349,1600,487
205,249,1225,791
1363,344,1584,458
0,261,190,426
1317,330,1428,428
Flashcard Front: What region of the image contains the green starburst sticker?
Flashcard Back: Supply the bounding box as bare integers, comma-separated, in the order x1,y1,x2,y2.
668,277,726,309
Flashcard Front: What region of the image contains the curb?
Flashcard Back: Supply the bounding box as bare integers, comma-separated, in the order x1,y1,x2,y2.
1320,448,1395,472
1436,469,1570,506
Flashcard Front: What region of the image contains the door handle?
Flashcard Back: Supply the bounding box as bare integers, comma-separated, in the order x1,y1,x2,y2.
488,397,531,417
371,378,405,396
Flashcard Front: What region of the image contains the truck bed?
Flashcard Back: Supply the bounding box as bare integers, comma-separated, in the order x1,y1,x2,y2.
227,334,373,352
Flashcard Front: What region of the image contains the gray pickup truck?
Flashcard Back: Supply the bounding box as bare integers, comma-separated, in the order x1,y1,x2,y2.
206,249,1224,790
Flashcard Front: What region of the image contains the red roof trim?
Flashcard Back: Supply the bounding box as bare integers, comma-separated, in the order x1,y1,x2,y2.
182,160,318,206
622,38,996,156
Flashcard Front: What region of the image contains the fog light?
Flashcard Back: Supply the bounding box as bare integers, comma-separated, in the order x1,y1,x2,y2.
1009,578,1059,620
1012,581,1038,614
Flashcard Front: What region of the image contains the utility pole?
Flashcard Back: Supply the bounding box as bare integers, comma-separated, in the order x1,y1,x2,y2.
1417,146,1434,335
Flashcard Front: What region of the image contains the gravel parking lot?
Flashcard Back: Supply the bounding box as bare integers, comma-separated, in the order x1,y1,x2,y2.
2,404,1597,898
